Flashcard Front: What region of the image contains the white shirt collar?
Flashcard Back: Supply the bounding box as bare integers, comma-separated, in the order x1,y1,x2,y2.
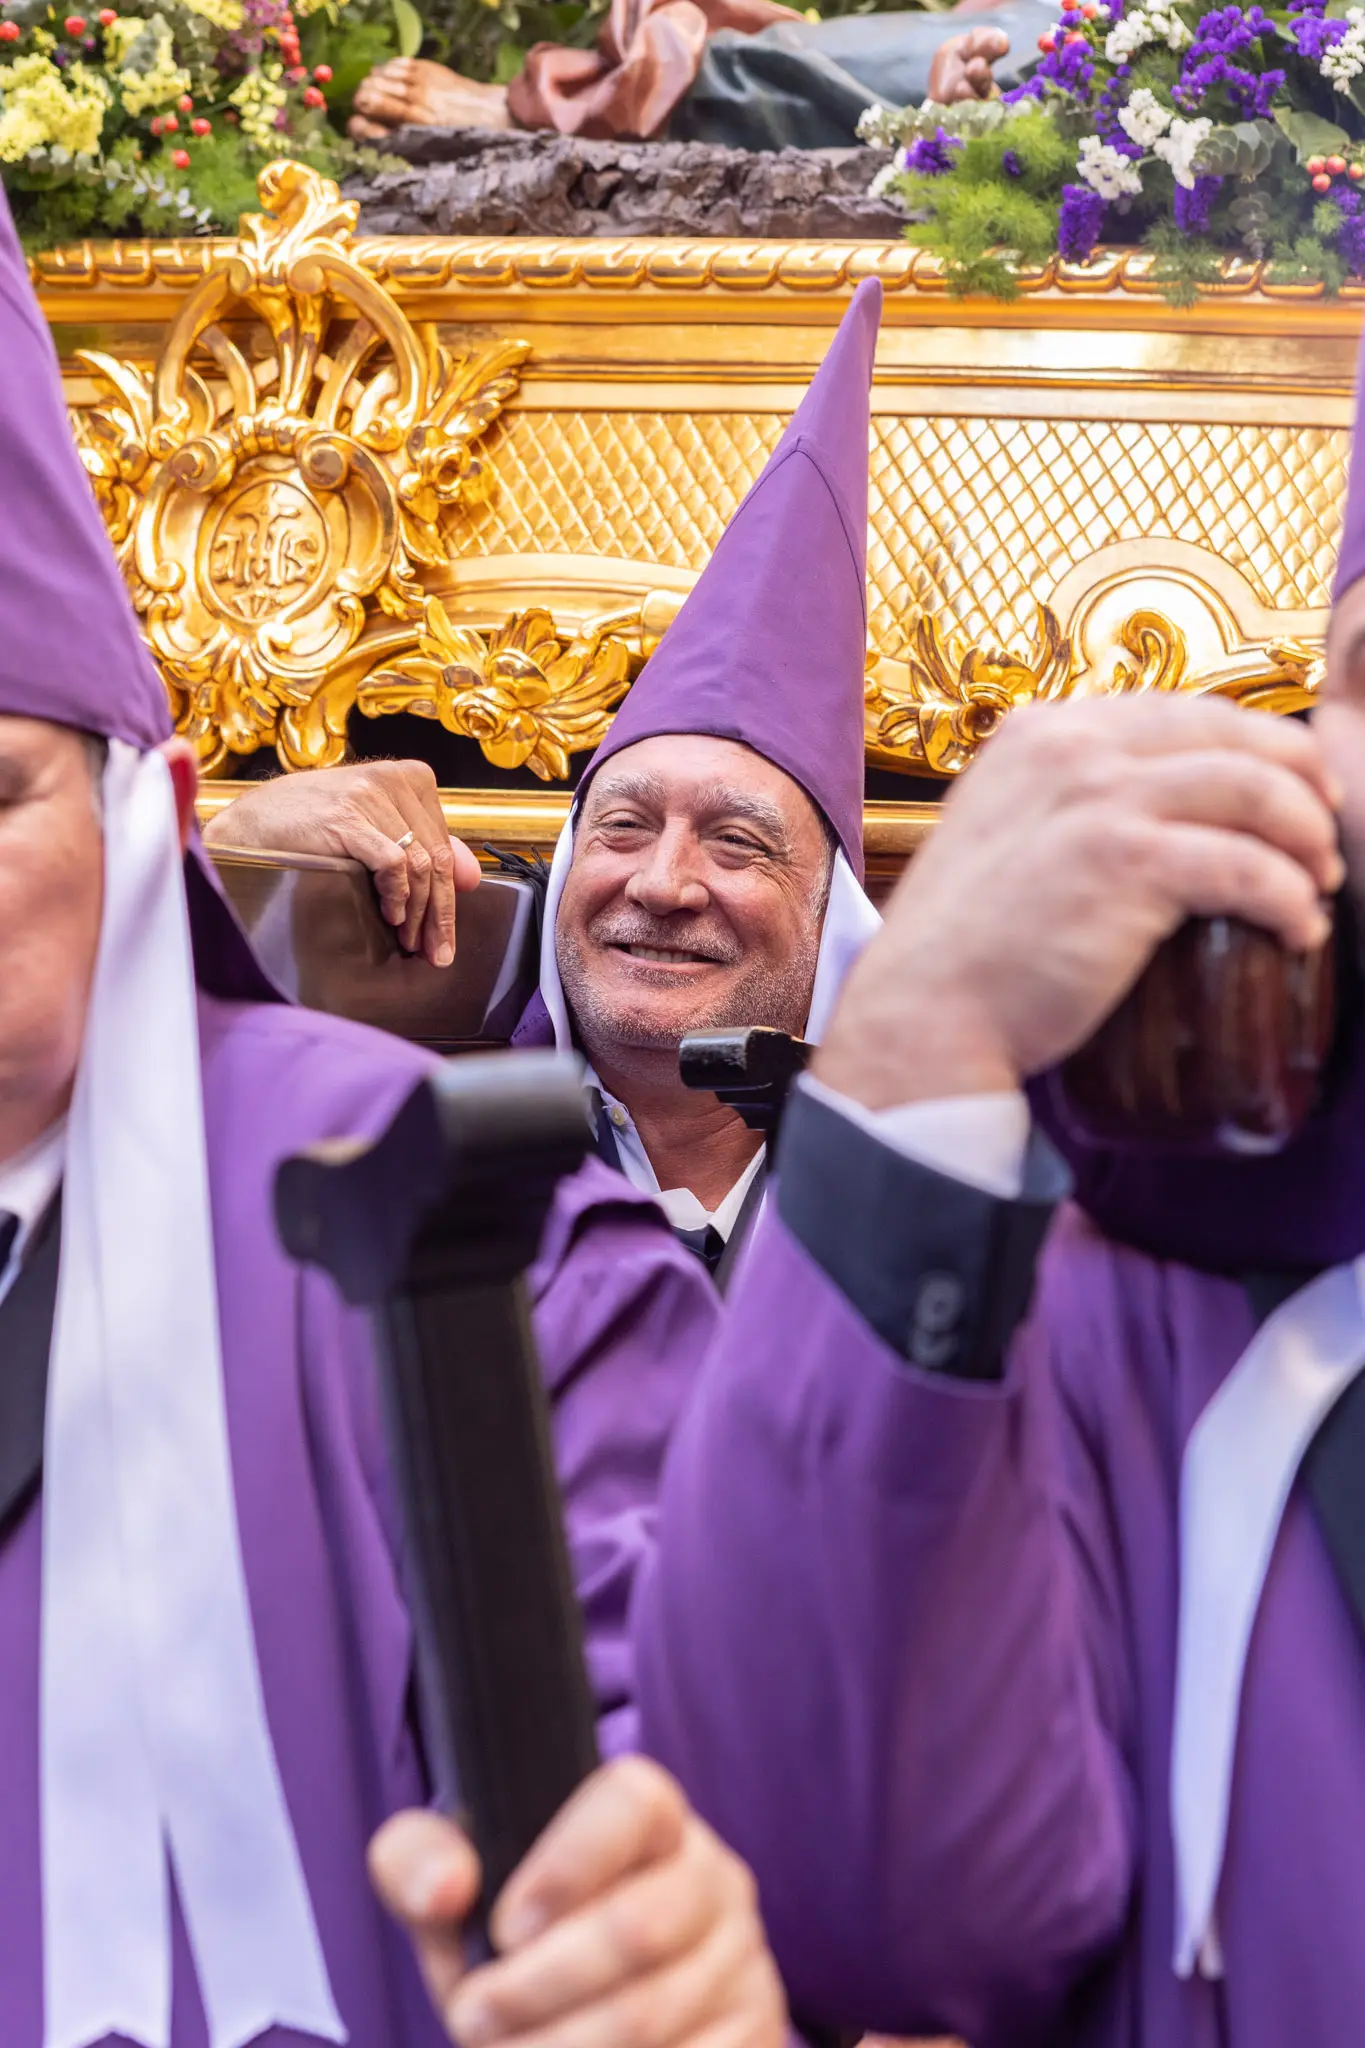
588,1070,764,1241
0,1115,65,1307
653,1149,765,1240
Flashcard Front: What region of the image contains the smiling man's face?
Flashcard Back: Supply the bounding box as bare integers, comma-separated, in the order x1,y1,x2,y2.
554,733,833,1083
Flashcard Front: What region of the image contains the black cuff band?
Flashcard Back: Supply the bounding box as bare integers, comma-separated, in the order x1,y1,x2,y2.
775,1088,1067,1380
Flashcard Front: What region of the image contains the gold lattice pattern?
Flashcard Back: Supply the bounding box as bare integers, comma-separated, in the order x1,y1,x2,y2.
442,410,787,569
446,410,1347,658
868,417,1347,653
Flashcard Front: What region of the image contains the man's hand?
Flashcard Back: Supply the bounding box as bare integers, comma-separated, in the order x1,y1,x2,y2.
369,1757,787,2048
202,760,482,967
926,27,1009,104
815,695,1343,1111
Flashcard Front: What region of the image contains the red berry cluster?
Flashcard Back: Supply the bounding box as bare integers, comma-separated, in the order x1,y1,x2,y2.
0,6,115,45
276,7,300,66
1307,152,1364,194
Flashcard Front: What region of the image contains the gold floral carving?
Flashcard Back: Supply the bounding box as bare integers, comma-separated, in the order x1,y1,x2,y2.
866,606,1074,775
358,599,633,782
866,606,1322,775
71,160,530,773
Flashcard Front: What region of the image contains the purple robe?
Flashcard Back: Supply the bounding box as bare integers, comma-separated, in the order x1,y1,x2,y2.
634,1198,1365,2048
0,991,719,2047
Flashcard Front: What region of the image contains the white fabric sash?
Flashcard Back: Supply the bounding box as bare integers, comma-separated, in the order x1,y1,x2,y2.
41,742,345,2048
1171,1257,1365,1981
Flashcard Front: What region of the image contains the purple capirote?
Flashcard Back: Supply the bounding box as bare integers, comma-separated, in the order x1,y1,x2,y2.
576,277,882,878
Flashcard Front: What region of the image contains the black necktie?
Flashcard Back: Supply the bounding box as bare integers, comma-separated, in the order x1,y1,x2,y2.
0,1196,62,1536
0,1209,17,1281
674,1223,726,1277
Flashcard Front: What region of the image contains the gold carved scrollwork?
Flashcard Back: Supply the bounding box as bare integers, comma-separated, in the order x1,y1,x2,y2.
358,599,633,782
866,604,1322,775
866,606,1074,775
71,160,530,773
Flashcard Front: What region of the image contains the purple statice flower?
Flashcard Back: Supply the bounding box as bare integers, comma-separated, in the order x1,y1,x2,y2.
1093,61,1141,153
1058,181,1105,260
1173,4,1283,116
1001,148,1024,177
1004,26,1095,104
897,127,964,176
1174,173,1223,233
1332,187,1365,274
1289,0,1346,60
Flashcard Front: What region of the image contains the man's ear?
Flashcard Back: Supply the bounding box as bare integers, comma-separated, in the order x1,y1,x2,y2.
159,737,199,850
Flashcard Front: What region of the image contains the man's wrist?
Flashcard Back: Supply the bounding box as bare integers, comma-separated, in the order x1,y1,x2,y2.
812,979,1021,1110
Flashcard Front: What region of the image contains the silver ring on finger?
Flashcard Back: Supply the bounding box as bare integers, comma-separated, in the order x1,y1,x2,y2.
395,830,415,849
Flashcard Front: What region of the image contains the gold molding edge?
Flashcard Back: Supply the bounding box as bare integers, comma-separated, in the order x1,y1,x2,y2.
33,234,1365,330
197,783,940,871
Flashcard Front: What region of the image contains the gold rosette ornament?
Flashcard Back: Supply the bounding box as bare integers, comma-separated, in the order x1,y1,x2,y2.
360,600,634,782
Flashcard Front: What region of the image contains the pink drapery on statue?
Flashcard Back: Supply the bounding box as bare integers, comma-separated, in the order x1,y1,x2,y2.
507,0,800,138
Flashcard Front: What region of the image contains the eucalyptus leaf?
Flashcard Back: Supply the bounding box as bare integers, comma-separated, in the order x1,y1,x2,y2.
391,0,423,57
1193,117,1276,176
1273,106,1352,161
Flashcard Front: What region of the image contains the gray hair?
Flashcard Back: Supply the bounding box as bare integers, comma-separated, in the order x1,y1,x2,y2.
79,731,108,818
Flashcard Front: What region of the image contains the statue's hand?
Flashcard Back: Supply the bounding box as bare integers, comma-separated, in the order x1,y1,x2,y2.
926,26,1010,103
350,54,513,132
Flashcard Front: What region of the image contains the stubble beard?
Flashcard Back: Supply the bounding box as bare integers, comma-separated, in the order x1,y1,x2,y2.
556,918,821,1085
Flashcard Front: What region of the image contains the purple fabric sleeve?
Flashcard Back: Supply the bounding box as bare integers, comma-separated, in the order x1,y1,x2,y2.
633,1202,1135,2047
534,1182,724,1753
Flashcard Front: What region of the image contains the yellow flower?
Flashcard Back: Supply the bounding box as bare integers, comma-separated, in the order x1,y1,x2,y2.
180,0,245,28
228,62,287,147
0,53,107,162
114,19,191,114
102,15,143,63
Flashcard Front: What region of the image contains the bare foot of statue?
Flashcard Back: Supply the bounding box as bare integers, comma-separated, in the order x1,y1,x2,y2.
348,56,513,138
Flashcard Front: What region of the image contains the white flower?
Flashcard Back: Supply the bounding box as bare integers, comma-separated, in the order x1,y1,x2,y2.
1147,0,1192,49
1075,133,1145,199
1105,8,1154,61
1323,6,1365,88
1117,86,1172,147
868,162,901,198
1152,114,1212,188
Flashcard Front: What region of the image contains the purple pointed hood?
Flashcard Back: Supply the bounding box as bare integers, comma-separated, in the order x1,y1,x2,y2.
580,278,881,880
0,186,274,1002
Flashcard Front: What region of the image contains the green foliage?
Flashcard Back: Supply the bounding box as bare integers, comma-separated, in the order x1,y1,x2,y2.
894,112,1065,297
1143,217,1231,303
391,0,422,52
417,0,607,82
300,4,398,114
1273,105,1352,162
1266,227,1349,288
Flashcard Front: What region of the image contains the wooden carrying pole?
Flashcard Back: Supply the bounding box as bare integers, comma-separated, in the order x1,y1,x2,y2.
274,1052,601,1923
